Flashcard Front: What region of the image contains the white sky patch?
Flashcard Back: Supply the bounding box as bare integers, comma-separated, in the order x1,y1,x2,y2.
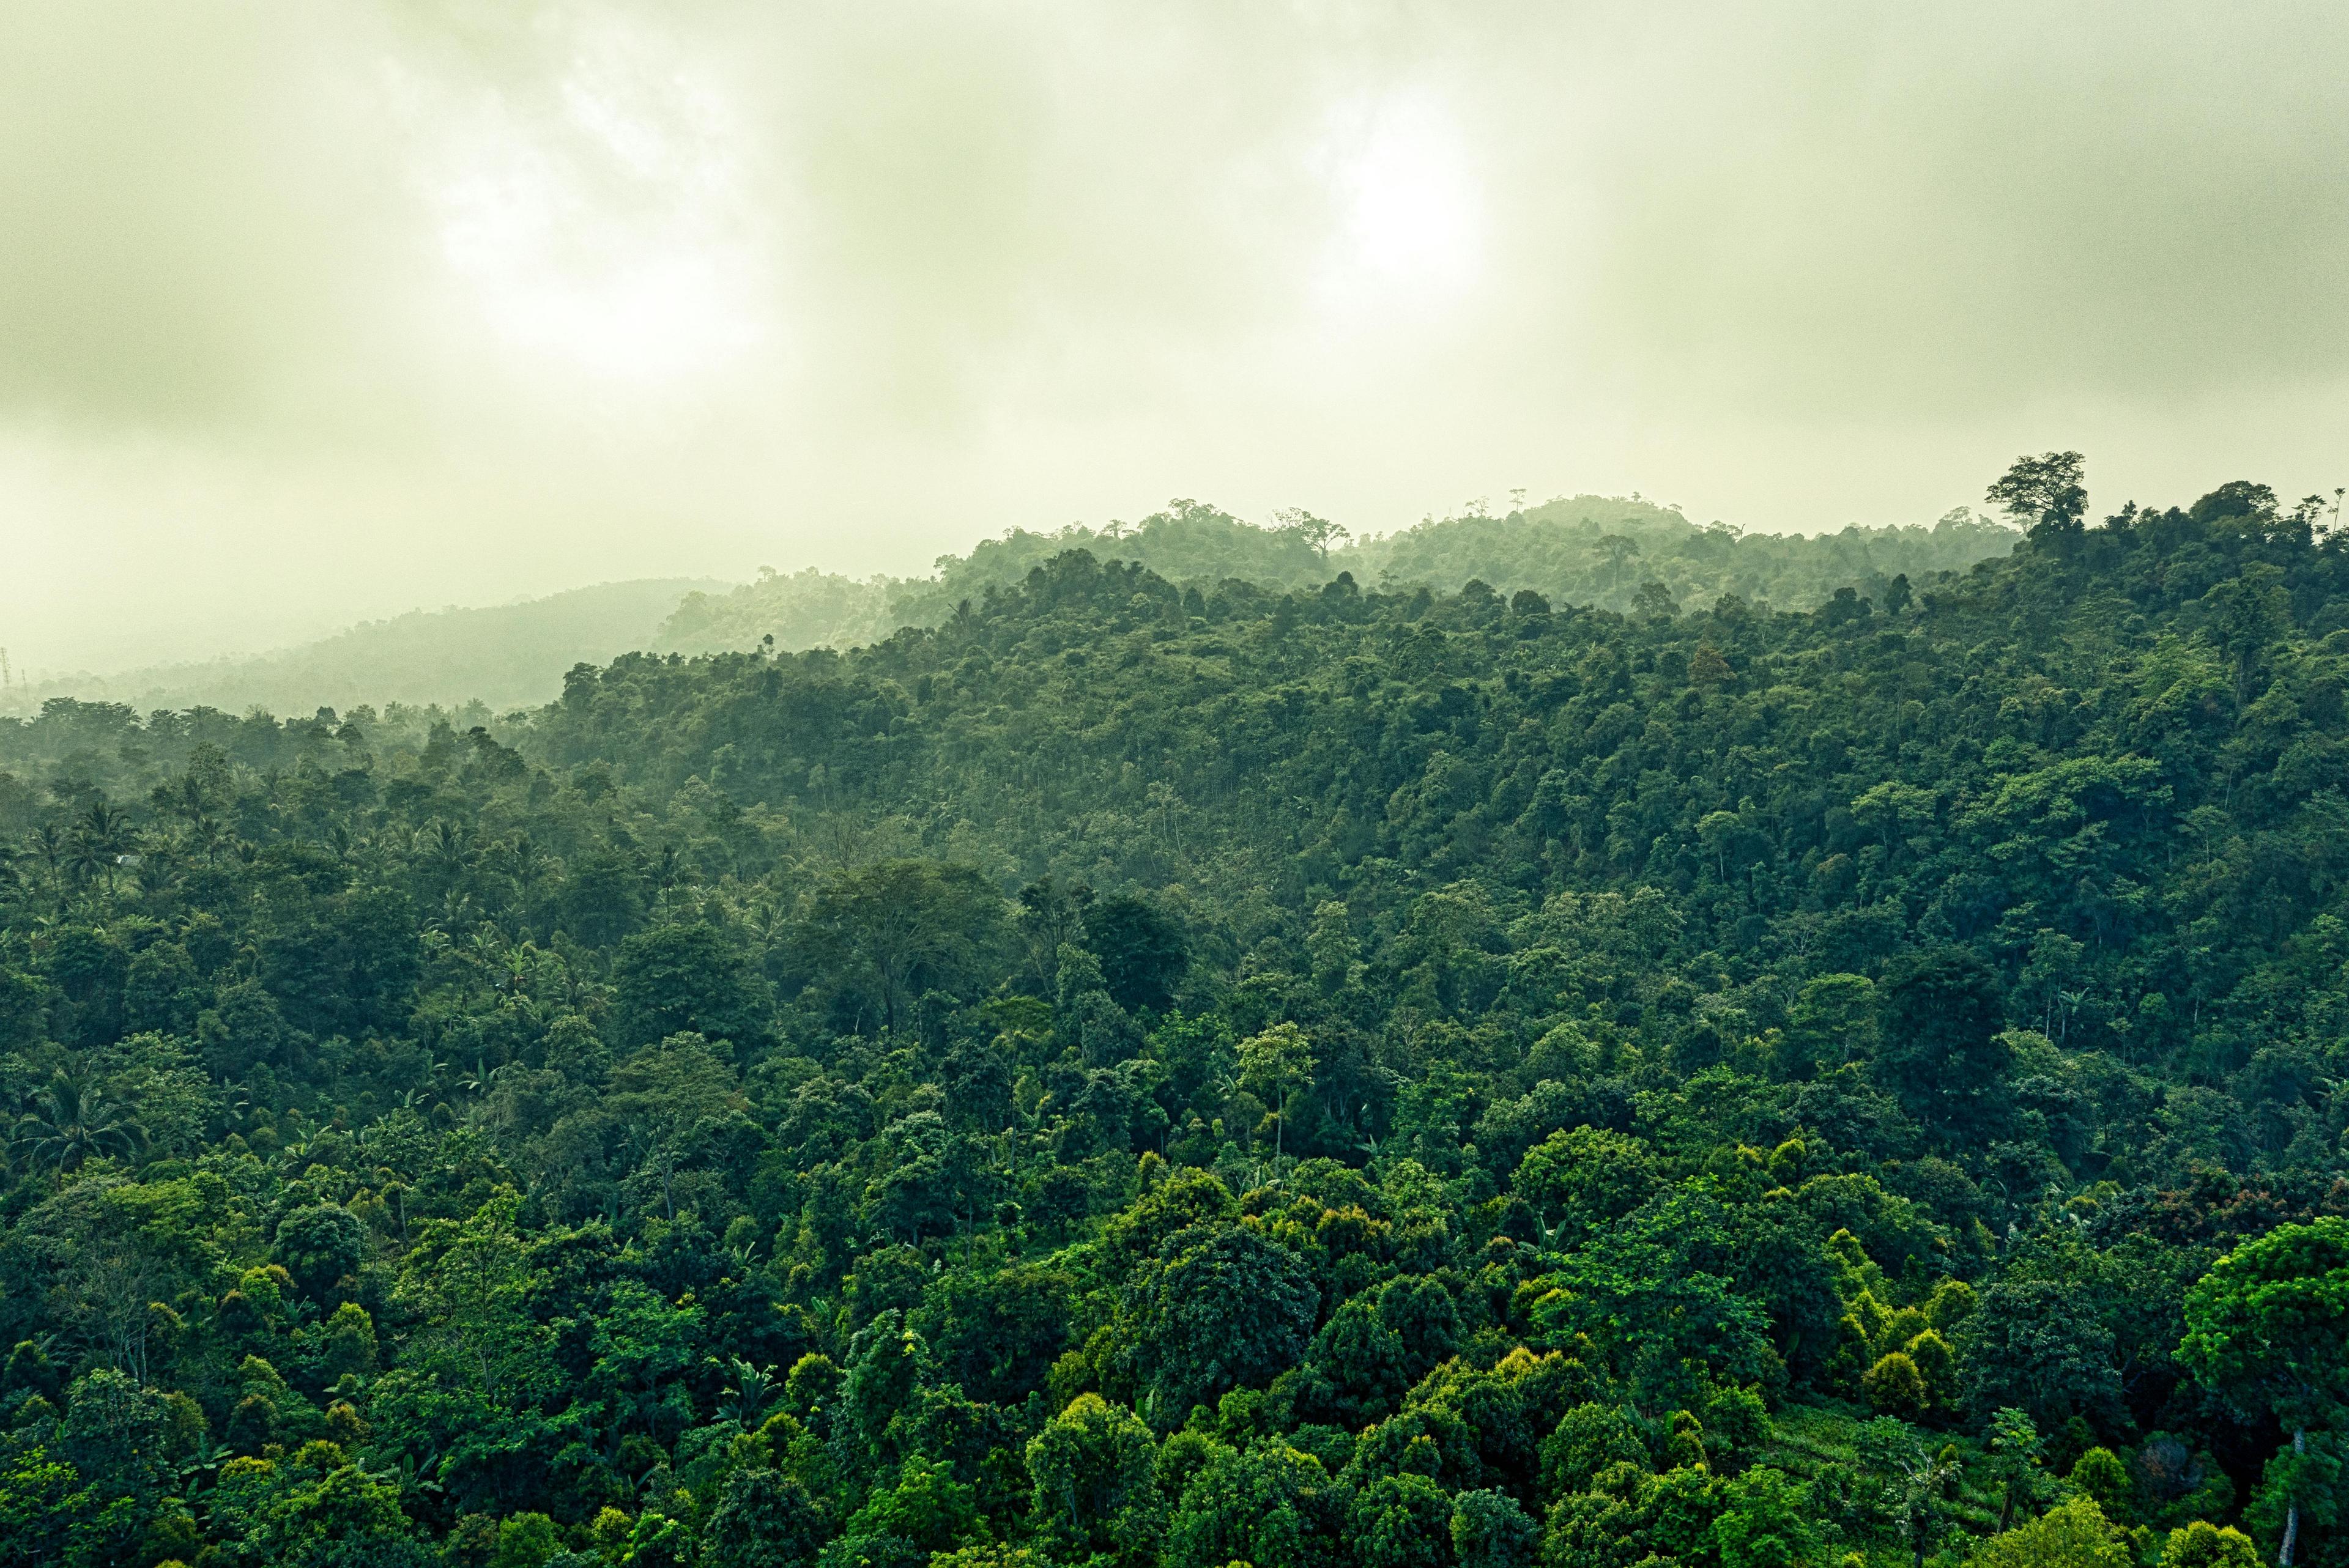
418,35,766,386
1311,92,1484,318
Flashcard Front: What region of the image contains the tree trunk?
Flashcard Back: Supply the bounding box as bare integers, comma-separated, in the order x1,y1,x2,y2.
2279,1428,2304,1568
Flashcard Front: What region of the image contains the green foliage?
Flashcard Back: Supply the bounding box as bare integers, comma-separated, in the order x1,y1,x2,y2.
1,473,2345,1568
1713,1467,1820,1568
1026,1393,1159,1566
2161,1521,2260,1568
1165,1439,1340,1568
2069,1448,2134,1526
1968,1497,2130,1568
2179,1218,2349,1425
1450,1488,1538,1568
1865,1353,1928,1419
704,1468,827,1568
1513,1127,1660,1246
275,1202,367,1297
611,923,774,1051
1539,1403,1649,1500
1125,1222,1319,1422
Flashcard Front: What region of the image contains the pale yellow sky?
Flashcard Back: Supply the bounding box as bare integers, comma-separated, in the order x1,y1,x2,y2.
5,2,2346,674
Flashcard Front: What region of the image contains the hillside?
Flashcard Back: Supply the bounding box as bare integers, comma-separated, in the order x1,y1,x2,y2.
11,502,2012,723
660,498,2019,655
9,494,2017,755
0,472,2342,1568
6,577,719,719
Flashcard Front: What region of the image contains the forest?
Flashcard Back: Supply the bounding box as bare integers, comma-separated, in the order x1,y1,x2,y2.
0,459,2343,1568
16,496,2013,723
658,495,2017,657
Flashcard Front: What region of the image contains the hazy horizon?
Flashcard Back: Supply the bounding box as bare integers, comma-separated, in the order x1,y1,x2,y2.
9,1,2347,676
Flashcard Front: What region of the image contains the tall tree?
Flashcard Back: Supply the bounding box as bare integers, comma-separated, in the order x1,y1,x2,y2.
1987,451,2089,543
2181,1219,2349,1567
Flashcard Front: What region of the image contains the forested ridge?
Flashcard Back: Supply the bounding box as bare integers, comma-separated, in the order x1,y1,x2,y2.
657,495,2016,656
17,495,2012,722
1,464,2345,1568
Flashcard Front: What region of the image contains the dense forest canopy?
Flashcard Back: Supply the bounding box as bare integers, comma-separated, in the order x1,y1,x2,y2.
659,497,2018,657
15,498,2014,723
1,464,2345,1568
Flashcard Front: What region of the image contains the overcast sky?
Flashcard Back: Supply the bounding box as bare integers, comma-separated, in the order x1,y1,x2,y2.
6,1,2346,674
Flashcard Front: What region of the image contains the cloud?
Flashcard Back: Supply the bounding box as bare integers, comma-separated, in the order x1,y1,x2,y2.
5,1,2347,673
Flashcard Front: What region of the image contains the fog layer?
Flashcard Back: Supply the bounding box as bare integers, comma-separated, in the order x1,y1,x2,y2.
4,1,2343,673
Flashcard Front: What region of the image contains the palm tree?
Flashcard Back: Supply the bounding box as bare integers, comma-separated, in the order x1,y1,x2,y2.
426,819,471,884
24,822,70,907
55,799,135,898
163,771,212,823
714,1357,777,1430
64,834,110,894
13,1071,147,1172
75,799,132,870
187,814,229,867
29,822,66,893
134,845,179,900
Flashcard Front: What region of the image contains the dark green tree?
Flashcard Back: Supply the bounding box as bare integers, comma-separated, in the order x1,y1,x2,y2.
2181,1219,2349,1567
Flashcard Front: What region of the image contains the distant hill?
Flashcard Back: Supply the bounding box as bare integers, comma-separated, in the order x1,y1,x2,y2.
1363,497,2019,616
9,577,719,717
8,497,2019,715
658,496,2019,654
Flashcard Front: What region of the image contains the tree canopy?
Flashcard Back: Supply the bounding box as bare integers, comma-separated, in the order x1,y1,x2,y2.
0,468,2342,1567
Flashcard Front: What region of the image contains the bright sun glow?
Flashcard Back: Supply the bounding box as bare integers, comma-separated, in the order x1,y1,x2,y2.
1315,93,1483,314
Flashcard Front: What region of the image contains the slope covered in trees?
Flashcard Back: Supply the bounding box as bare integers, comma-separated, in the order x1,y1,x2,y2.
8,580,721,720
657,497,2017,657
18,499,2009,723
0,468,2343,1568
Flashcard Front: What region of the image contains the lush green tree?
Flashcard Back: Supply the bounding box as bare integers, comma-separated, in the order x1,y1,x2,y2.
1712,1468,1819,1568
1967,1497,2129,1568
1513,1127,1660,1247
703,1469,829,1568
1164,1440,1340,1568
1986,451,2088,541
604,1031,750,1221
1450,1488,1538,1568
1128,1222,1318,1422
2162,1522,2262,1568
2069,1448,2134,1526
490,1512,565,1568
1539,1403,1649,1501
1086,894,1190,1015
1025,1393,1159,1566
847,1455,982,1555
11,1070,144,1171
1529,1194,1775,1411
1294,1292,1410,1430
1353,1471,1453,1568
804,861,1008,1035
376,1193,559,1510
1877,950,2011,1143
275,1202,368,1297
1238,1023,1317,1166
611,922,774,1050
2181,1219,2349,1567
